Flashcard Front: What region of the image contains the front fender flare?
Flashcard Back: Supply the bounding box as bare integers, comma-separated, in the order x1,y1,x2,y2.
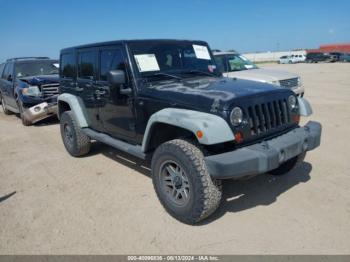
142,108,234,152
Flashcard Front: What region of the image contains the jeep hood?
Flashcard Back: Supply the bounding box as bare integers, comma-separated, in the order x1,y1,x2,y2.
19,74,59,86
141,77,291,112
223,68,299,83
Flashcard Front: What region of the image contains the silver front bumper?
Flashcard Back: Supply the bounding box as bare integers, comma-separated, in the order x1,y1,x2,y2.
22,102,58,124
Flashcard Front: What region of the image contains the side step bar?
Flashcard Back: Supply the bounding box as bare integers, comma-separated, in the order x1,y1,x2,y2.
82,128,146,160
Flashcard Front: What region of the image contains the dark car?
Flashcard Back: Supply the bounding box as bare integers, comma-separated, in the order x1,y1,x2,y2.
339,53,350,62
328,52,344,62
0,57,59,125
305,52,331,63
57,39,322,224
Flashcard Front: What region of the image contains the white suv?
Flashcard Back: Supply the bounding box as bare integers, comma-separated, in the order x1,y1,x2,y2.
279,54,305,64
214,51,304,96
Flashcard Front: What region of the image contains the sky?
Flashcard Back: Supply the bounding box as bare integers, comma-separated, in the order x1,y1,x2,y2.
0,0,349,62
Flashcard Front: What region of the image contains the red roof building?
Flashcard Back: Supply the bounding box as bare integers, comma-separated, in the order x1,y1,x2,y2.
307,43,350,53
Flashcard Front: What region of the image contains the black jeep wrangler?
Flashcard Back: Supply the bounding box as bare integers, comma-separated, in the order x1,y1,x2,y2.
58,40,321,224
0,57,60,125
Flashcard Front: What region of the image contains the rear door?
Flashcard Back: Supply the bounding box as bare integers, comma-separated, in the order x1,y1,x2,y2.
76,48,102,131
96,45,136,140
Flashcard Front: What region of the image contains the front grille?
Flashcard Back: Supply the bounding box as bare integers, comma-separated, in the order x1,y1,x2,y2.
279,78,298,88
41,83,59,98
245,99,291,136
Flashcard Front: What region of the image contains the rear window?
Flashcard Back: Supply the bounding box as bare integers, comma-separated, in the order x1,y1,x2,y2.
61,53,76,78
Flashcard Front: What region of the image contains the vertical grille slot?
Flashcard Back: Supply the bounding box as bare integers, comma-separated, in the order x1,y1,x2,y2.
245,98,292,138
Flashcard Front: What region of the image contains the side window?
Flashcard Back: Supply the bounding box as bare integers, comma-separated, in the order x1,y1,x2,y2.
61,53,76,78
2,63,13,81
78,50,96,80
99,49,125,81
0,64,5,79
213,55,227,73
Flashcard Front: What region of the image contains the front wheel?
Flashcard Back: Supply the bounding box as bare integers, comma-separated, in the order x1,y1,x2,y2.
17,102,31,126
269,152,306,176
60,111,91,157
1,94,12,115
151,139,222,224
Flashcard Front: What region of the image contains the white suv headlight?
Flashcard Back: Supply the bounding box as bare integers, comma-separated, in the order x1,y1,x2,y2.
230,107,243,126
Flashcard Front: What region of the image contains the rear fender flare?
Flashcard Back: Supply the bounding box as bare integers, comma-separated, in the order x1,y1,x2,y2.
57,93,89,127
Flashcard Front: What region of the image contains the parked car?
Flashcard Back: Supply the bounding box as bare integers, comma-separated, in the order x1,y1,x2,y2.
57,39,321,224
290,54,306,63
305,52,331,63
214,51,304,96
278,55,293,64
339,53,350,62
328,52,344,62
0,57,59,125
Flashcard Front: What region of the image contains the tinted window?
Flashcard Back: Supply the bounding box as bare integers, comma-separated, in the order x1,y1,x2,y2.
0,63,5,77
15,60,58,78
61,53,76,78
78,51,96,80
100,49,125,81
2,63,13,80
213,55,227,73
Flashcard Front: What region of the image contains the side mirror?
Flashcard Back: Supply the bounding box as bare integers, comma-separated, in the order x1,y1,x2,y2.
7,75,12,82
107,70,125,86
107,70,132,95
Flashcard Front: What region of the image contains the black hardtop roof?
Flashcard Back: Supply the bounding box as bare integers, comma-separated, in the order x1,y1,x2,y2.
60,39,209,53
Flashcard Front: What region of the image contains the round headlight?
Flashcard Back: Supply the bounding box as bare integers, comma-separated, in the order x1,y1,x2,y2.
288,95,297,109
230,107,243,126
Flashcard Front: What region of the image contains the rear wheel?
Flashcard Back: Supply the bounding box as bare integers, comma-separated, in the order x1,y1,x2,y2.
1,94,12,115
151,139,222,224
60,111,91,157
269,152,306,176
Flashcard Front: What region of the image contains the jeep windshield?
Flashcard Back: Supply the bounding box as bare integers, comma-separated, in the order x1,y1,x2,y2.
15,60,59,78
128,41,220,80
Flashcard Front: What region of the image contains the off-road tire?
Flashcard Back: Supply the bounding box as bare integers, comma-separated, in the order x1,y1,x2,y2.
17,102,31,126
60,111,91,157
269,152,306,176
1,93,12,115
151,139,222,224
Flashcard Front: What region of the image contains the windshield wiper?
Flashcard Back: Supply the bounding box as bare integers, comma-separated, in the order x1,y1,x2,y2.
152,72,183,80
181,70,216,77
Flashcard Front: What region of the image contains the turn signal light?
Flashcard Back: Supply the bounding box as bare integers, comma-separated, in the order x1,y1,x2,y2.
234,132,243,143
292,115,300,124
196,130,203,139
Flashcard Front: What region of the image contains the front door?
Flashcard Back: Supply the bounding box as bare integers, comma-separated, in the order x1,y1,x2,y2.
1,62,17,108
96,46,136,140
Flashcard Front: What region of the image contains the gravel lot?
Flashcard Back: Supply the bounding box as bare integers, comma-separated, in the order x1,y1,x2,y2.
0,63,349,254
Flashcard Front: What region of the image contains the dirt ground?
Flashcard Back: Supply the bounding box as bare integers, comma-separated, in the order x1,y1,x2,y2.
0,63,349,254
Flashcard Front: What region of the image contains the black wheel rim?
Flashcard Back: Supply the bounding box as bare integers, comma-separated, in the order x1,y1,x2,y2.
159,160,190,206
63,123,74,146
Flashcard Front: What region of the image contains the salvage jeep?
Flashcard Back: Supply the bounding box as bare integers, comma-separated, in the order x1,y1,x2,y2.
0,57,59,125
57,40,322,224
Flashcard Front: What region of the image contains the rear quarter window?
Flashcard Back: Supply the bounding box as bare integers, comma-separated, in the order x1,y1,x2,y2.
61,53,76,78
